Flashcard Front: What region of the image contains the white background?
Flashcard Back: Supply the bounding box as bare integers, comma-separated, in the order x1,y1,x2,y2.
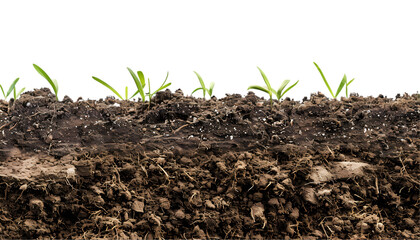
0,0,419,101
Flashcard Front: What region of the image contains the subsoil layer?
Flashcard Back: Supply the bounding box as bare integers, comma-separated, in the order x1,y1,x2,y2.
0,88,419,239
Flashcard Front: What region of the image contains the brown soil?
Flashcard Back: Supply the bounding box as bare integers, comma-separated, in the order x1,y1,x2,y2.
0,88,418,239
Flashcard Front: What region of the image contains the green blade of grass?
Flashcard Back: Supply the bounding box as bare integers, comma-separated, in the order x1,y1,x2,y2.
313,62,334,98
276,79,290,100
92,76,123,100
335,74,347,98
6,78,20,98
33,64,58,97
53,79,59,93
154,83,171,95
191,87,203,95
137,71,146,88
129,90,140,99
257,67,275,94
148,78,151,103
0,85,5,99
280,80,299,99
248,85,270,95
15,87,25,99
346,77,354,98
208,82,215,96
128,67,145,102
193,71,206,99
152,72,170,95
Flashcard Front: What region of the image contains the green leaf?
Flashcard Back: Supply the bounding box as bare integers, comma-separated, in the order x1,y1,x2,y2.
151,72,171,96
248,85,270,95
53,79,59,92
128,67,145,102
155,83,171,94
92,76,123,100
346,78,354,98
152,73,170,95
334,74,347,98
33,64,58,99
281,80,299,99
15,87,25,99
0,84,5,99
137,71,146,87
257,67,273,95
148,78,151,102
191,87,203,95
33,64,57,92
6,78,20,98
208,82,215,96
129,90,140,99
276,79,290,100
193,71,206,99
313,62,334,98
194,71,206,90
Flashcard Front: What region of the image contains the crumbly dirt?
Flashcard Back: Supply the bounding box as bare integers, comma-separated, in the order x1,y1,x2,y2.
0,88,418,239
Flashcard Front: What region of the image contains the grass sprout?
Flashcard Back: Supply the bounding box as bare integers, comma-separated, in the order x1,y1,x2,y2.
92,76,139,100
313,62,354,98
191,71,215,99
1,78,25,100
128,67,146,102
248,67,299,109
129,67,171,109
33,64,59,101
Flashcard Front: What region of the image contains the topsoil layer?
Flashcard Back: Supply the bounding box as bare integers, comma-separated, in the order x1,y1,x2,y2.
0,88,418,239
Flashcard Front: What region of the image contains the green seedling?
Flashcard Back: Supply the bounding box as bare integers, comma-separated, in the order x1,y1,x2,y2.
92,76,139,100
0,78,25,100
191,71,215,99
313,62,354,98
128,67,146,102
129,67,171,109
248,67,299,109
33,64,59,101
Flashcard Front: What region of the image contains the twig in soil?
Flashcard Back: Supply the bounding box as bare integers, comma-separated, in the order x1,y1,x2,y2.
264,181,272,190
0,121,11,130
189,192,197,203
173,123,192,133
9,122,18,131
1,182,11,200
247,184,254,192
65,177,75,189
183,170,196,182
319,217,333,239
112,162,128,191
157,164,171,180
398,154,420,185
326,146,335,158
140,165,148,178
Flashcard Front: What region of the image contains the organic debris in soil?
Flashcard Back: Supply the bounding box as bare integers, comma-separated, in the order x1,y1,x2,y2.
0,88,418,239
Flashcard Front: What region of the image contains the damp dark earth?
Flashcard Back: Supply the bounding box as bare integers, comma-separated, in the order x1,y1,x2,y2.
0,88,418,239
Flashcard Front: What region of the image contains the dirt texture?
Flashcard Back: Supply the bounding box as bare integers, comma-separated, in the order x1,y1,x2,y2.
0,88,418,239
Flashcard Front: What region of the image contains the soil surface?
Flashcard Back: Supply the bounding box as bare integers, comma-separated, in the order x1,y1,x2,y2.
0,88,418,239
